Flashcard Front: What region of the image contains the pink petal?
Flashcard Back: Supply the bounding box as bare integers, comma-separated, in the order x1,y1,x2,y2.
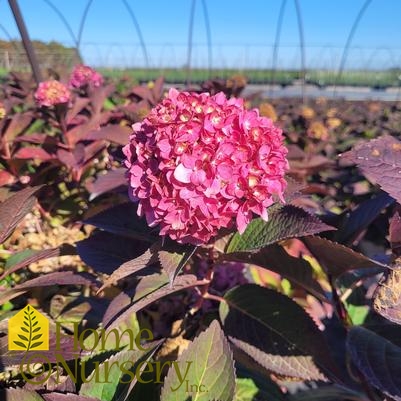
190,169,206,185
174,163,192,183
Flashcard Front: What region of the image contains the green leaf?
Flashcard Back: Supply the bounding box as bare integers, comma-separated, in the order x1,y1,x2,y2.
79,349,149,401
161,320,236,401
220,284,341,382
233,378,258,401
347,326,401,400
221,244,328,302
227,205,334,253
345,304,369,326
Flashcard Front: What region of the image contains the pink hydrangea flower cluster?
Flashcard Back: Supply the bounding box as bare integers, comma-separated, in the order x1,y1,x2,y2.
69,64,103,89
123,88,288,245
34,80,71,107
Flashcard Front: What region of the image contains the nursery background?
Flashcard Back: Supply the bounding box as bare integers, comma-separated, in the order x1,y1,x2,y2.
1,1,401,401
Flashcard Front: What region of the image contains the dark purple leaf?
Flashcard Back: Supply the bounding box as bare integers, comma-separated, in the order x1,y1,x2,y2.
83,202,158,242
57,148,77,168
0,244,75,281
227,205,335,252
0,170,16,186
0,185,42,244
86,168,127,200
0,271,94,304
340,135,401,203
303,236,388,278
334,191,394,245
151,76,164,103
289,385,369,401
85,125,131,145
66,97,91,125
90,84,115,115
76,231,149,274
43,394,100,401
221,244,328,302
390,210,401,256
0,389,44,401
107,274,202,330
14,146,54,161
4,112,33,142
347,326,401,401
220,284,342,382
97,247,159,293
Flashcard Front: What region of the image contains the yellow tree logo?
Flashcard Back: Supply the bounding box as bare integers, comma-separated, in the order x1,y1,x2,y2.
8,305,49,351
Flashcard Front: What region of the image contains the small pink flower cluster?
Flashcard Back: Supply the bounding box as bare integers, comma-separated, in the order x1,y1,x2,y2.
69,64,103,89
123,88,288,245
34,80,71,107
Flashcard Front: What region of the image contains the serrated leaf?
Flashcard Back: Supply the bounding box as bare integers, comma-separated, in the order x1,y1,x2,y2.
86,168,127,200
161,320,235,401
76,231,149,274
0,245,75,281
79,349,146,401
347,326,401,400
390,210,401,257
158,250,183,283
0,185,42,244
0,271,94,304
3,388,44,401
42,393,101,401
107,274,201,330
220,284,341,382
85,125,131,145
83,203,158,243
221,244,327,302
303,236,387,278
227,205,334,253
97,247,159,293
340,135,401,203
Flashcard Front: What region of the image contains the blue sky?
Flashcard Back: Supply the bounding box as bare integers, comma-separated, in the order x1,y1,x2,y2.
1,0,401,69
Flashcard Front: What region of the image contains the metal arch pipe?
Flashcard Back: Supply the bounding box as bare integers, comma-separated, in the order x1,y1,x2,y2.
77,0,93,61
200,0,212,77
41,0,82,62
293,0,306,102
186,0,196,85
333,0,373,97
8,0,42,83
121,0,149,68
270,0,287,97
